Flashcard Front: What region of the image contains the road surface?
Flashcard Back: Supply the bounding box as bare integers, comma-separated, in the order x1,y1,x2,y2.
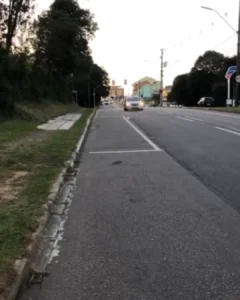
21,104,240,300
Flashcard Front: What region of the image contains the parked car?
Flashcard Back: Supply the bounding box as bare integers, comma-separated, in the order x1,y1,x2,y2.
198,97,214,107
103,99,109,105
123,96,145,111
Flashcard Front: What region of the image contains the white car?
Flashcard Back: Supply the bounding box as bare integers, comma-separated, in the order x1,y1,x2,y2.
123,96,145,111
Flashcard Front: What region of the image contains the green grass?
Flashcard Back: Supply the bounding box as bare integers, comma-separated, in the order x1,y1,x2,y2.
0,120,36,145
195,106,240,114
14,102,82,122
208,107,240,113
0,108,93,289
0,103,82,146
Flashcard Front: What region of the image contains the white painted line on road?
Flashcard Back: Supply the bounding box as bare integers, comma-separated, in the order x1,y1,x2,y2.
215,126,240,136
229,127,240,132
157,111,168,115
89,149,161,154
122,116,161,151
96,116,123,118
192,110,240,119
176,116,195,122
183,116,203,122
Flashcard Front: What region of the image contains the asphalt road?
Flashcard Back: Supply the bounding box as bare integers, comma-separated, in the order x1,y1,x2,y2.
21,103,240,300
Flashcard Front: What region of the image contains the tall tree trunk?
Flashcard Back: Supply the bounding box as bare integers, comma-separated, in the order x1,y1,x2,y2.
6,0,24,52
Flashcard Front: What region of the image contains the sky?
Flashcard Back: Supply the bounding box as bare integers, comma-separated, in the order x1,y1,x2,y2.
37,0,239,92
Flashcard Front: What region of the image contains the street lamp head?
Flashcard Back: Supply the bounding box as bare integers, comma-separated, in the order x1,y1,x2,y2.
201,6,213,11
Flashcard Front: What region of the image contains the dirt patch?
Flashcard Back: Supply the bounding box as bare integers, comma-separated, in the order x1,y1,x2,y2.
2,130,54,153
0,171,29,204
0,269,15,295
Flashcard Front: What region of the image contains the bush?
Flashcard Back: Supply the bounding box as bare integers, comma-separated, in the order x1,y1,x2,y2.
0,47,72,117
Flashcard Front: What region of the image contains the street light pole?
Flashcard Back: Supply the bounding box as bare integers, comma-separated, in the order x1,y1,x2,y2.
201,6,237,33
201,5,239,106
236,1,240,106
93,88,96,108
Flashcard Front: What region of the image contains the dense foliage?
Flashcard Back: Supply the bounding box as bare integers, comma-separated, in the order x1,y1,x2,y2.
0,0,110,117
168,51,237,106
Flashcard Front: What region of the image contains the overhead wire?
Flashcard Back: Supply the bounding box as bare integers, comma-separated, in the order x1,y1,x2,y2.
165,21,216,52
167,33,237,67
212,33,236,50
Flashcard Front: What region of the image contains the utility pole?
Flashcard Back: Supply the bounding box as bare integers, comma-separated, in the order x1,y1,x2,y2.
236,0,240,106
160,49,164,89
160,49,165,106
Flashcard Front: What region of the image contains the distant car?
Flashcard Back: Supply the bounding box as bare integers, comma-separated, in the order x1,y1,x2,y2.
198,97,214,107
123,96,145,111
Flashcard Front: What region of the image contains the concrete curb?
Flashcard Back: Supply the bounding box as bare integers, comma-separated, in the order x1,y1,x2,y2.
4,109,96,300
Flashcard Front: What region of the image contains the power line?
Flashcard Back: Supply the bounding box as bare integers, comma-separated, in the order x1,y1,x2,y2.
166,34,237,67
165,21,216,51
212,33,236,50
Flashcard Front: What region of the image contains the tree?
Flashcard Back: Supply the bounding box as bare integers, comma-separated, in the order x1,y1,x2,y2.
33,0,109,108
171,73,190,105
193,51,225,74
91,64,110,98
34,0,97,78
1,0,35,52
171,50,238,107
187,70,216,105
74,63,110,107
0,0,110,117
0,1,7,45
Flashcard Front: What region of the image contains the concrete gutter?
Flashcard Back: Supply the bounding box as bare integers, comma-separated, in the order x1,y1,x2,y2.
3,110,96,300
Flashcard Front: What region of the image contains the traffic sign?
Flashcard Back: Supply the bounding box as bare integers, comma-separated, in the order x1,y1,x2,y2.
225,66,236,79
236,75,240,82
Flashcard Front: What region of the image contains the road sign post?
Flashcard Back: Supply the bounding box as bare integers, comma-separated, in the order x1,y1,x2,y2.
227,79,230,100
225,66,237,106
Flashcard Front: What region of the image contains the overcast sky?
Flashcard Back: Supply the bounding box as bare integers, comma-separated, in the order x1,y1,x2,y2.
37,0,239,90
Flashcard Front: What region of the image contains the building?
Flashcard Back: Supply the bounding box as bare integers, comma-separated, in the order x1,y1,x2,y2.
132,77,156,95
152,81,161,94
132,78,162,100
109,85,124,97
162,85,172,100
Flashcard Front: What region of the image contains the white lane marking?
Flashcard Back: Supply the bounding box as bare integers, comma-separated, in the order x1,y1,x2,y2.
89,149,161,154
183,116,203,122
96,116,123,118
157,111,168,115
215,127,240,136
122,116,161,151
189,109,240,119
210,112,240,119
229,127,240,132
176,116,195,122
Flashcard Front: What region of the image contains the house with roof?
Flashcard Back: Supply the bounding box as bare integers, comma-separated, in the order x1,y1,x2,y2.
132,77,156,96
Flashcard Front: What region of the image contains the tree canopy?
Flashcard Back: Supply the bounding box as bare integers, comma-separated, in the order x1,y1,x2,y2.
0,0,110,116
169,51,237,107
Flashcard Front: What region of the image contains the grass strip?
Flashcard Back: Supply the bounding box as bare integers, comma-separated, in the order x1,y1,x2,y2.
0,108,93,288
